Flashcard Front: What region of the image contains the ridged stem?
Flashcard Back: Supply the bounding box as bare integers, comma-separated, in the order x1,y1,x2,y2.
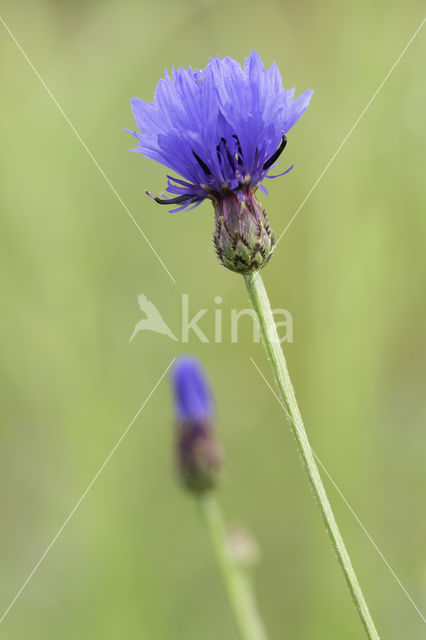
244,270,379,640
198,493,269,640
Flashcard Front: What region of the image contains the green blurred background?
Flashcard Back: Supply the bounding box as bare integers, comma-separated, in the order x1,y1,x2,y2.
1,1,425,638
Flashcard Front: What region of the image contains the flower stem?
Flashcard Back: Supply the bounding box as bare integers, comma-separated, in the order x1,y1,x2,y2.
198,493,269,640
244,271,380,640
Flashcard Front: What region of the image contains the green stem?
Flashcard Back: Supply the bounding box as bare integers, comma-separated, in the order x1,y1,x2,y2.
198,493,269,640
244,271,379,640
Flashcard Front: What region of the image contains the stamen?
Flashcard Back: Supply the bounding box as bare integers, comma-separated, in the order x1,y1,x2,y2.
220,137,236,171
146,189,193,206
216,143,224,170
265,164,294,179
263,133,287,171
232,134,244,167
192,150,213,176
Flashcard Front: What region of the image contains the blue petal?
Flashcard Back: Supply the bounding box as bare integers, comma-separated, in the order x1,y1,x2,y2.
172,356,214,422
283,89,314,132
127,51,313,201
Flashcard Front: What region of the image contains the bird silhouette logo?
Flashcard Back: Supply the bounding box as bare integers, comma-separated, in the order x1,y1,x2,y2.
129,294,178,342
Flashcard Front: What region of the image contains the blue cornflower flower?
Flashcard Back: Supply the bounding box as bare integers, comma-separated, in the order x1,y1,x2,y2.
128,51,313,272
171,356,221,492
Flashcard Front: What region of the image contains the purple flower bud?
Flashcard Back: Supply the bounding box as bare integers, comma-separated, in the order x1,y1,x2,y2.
172,357,222,492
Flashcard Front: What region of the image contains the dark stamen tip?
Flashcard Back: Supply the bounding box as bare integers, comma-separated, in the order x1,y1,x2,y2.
192,150,213,176
263,133,287,171
148,193,194,206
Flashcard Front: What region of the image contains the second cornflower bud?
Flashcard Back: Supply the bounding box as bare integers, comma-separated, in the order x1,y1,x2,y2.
172,356,222,493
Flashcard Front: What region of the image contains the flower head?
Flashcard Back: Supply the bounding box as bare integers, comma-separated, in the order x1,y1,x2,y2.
128,51,313,272
172,356,221,492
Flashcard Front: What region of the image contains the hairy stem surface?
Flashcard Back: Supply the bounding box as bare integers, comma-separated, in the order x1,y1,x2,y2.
198,493,269,640
244,271,379,640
